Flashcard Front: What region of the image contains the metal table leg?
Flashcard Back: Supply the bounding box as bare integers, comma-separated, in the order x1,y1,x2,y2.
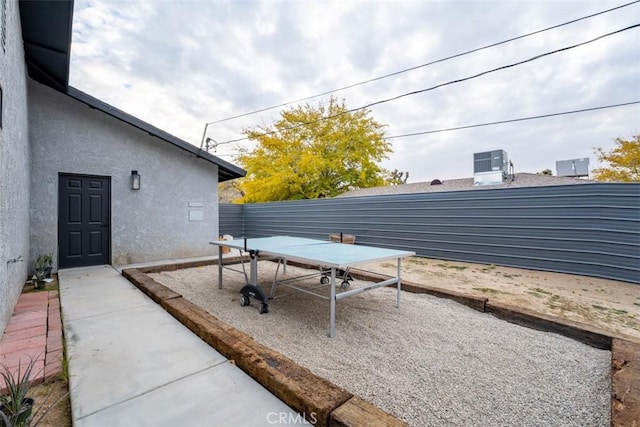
329,268,336,338
397,257,402,308
239,250,269,314
217,245,223,289
249,251,258,285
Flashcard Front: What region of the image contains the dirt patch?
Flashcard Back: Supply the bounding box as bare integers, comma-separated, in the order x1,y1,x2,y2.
28,374,71,426
356,257,640,342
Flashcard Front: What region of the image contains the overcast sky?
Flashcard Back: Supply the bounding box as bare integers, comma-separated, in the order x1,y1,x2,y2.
69,0,640,182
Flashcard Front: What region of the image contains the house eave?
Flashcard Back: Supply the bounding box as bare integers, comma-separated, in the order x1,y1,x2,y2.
19,0,245,182
19,0,73,91
67,87,246,182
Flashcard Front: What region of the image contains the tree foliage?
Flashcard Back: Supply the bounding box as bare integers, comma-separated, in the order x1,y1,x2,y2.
237,97,392,202
537,169,553,176
218,180,244,203
388,169,410,185
592,134,640,182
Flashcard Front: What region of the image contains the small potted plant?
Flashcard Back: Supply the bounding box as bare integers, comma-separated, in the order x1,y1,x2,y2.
32,254,52,290
41,254,53,279
0,358,37,427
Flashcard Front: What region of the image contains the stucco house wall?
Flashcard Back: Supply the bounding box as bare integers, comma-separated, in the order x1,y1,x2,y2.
29,81,220,269
0,0,30,335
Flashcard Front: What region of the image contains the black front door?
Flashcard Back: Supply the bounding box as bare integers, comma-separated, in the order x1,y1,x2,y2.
58,174,111,268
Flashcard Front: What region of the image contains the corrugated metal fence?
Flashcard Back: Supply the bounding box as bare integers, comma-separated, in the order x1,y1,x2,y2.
219,203,243,238
220,183,640,284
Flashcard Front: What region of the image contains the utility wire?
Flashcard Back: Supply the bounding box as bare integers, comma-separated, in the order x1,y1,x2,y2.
364,24,639,109
385,101,640,139
215,24,640,146
213,101,638,157
204,0,640,126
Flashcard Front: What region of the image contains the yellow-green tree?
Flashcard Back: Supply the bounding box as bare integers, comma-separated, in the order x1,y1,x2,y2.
237,97,392,202
592,134,640,182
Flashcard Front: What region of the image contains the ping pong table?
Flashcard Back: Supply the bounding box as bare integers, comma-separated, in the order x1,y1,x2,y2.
210,236,415,337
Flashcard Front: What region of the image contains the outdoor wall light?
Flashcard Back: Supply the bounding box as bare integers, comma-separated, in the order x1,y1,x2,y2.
131,170,141,190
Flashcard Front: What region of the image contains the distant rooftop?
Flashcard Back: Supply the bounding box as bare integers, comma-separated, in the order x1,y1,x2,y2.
336,173,593,198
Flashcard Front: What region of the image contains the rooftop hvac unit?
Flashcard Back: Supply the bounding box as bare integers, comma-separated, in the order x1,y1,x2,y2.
556,158,589,177
474,150,508,174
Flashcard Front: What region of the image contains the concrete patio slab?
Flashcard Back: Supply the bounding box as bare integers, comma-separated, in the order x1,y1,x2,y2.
75,361,307,427
58,266,152,322
64,304,228,419
59,265,303,426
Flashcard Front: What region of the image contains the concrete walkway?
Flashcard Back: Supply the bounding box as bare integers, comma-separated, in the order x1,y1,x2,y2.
59,265,304,426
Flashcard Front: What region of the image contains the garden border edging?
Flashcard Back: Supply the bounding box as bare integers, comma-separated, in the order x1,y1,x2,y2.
123,259,640,426
122,267,405,427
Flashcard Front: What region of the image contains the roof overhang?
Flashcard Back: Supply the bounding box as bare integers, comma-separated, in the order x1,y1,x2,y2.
18,0,245,182
19,0,73,92
67,87,245,182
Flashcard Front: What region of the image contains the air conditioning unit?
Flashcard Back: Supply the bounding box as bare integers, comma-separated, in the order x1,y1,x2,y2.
474,150,508,174
473,150,509,186
556,158,589,177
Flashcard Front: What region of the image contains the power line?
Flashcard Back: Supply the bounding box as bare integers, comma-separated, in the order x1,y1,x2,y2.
215,101,639,152
215,24,640,146
385,101,640,139
363,24,639,109
203,0,640,126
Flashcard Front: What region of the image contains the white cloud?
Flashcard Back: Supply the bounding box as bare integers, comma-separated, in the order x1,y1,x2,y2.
69,0,640,181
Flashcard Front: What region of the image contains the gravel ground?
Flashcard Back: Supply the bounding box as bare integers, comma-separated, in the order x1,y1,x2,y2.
151,262,611,426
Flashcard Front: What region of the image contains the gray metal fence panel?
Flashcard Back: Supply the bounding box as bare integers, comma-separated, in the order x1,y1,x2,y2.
220,183,639,283
219,203,243,238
